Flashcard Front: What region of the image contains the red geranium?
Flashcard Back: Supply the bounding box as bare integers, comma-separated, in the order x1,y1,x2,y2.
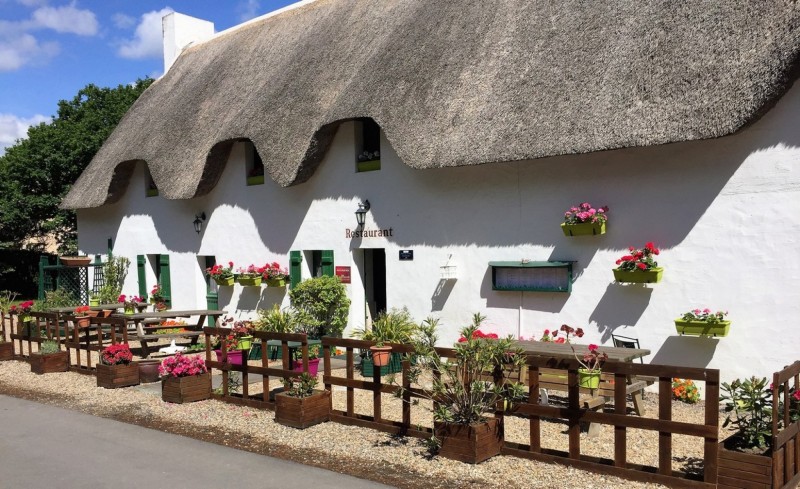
101,344,133,365
457,329,500,342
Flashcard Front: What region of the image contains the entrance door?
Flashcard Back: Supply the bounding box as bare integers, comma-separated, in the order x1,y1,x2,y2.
363,248,386,323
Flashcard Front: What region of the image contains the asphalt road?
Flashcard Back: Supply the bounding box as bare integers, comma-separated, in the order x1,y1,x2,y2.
0,394,393,489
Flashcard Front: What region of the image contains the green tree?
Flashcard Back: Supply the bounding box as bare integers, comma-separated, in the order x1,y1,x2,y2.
0,78,153,252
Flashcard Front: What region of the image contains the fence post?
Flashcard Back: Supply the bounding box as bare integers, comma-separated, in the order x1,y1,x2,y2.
37,255,49,300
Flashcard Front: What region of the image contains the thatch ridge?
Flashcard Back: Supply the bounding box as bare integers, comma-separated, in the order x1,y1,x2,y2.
62,0,800,209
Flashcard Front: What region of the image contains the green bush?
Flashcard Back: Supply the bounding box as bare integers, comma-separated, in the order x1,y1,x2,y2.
351,307,417,345
97,255,130,304
40,339,60,355
253,304,295,334
289,276,350,338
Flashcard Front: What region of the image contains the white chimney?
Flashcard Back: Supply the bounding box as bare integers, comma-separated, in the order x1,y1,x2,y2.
162,12,215,73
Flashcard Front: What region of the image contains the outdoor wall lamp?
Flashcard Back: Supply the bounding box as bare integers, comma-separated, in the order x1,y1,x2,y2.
193,212,206,234
355,200,370,228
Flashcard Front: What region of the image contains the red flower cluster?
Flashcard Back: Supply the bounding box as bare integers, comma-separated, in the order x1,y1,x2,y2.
262,262,288,280
236,264,266,278
615,242,660,271
8,300,34,316
206,261,234,279
101,344,133,365
563,202,609,225
159,353,207,378
74,305,91,316
118,295,144,307
457,329,499,342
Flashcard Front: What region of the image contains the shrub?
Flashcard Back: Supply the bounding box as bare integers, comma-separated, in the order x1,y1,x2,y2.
289,276,350,338
253,304,295,334
721,376,772,449
97,255,130,304
40,339,60,355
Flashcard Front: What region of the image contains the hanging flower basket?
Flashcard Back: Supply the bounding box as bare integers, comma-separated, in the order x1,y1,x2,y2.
613,267,663,283
674,320,730,337
59,256,91,267
561,221,606,237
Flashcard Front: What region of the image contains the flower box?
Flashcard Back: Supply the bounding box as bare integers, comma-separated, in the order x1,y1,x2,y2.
0,342,13,361
674,319,730,337
434,418,503,464
213,276,235,287
275,390,331,429
265,278,286,287
246,175,264,186
161,373,211,403
718,436,773,488
356,159,381,172
561,221,606,236
59,256,92,267
30,351,69,374
613,267,663,283
236,276,262,287
89,298,100,306
215,349,245,365
146,188,158,197
96,362,140,389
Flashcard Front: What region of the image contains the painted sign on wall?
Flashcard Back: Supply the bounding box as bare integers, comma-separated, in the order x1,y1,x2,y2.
335,266,351,284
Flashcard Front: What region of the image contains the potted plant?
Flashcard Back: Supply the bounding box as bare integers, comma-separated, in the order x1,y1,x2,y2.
73,305,91,328
159,353,211,403
262,262,289,287
561,202,609,236
9,300,35,336
149,284,168,311
674,308,730,337
291,344,322,376
88,290,100,307
118,294,143,314
96,343,139,388
206,261,235,287
235,264,264,287
351,307,417,376
96,255,130,305
559,324,608,389
252,304,296,360
213,318,253,365
30,339,69,374
613,242,663,283
59,255,92,267
275,372,331,429
395,313,526,463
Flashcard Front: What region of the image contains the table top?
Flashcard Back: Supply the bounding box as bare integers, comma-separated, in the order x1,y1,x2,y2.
514,340,650,363
122,309,227,320
47,303,148,313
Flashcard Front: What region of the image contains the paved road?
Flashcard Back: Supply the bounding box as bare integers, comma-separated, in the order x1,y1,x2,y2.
0,395,392,489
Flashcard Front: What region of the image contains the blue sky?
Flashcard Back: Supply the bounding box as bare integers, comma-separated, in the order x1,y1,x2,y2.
0,0,297,154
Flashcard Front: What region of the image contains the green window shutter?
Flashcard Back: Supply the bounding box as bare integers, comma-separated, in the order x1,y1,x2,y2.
290,251,303,289
204,257,217,326
321,250,334,277
158,254,172,306
137,255,147,298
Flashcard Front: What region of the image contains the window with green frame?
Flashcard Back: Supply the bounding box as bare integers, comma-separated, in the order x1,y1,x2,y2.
355,118,380,172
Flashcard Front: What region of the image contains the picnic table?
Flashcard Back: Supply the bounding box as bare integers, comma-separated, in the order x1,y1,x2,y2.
514,340,653,417
123,309,226,358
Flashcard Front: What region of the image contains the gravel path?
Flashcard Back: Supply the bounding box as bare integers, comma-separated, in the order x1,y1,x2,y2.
0,354,729,489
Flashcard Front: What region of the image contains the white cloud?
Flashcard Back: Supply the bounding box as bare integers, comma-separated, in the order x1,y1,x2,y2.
31,4,98,36
0,113,51,156
0,33,59,71
237,0,260,22
112,13,136,29
117,8,173,59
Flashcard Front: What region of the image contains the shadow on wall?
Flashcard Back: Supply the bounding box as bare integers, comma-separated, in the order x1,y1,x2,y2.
479,266,570,312
431,279,456,311
590,283,654,342
649,335,721,368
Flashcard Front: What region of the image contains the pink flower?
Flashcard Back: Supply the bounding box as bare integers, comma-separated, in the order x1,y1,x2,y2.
637,262,647,270
793,391,800,402
588,344,598,351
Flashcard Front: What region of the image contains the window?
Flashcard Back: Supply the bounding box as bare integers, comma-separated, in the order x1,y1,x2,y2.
146,254,172,305
291,250,334,288
245,142,264,186
355,118,381,172
145,167,158,197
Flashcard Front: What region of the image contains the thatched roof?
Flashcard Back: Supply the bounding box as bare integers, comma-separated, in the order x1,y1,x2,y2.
62,0,800,209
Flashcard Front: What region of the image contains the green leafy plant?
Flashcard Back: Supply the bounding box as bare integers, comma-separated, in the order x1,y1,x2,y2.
35,288,79,310
97,255,130,304
351,307,418,344
292,344,321,361
672,378,700,404
680,308,728,324
282,372,318,398
289,276,350,338
214,372,242,395
394,313,526,424
40,339,60,355
253,304,295,334
721,376,773,449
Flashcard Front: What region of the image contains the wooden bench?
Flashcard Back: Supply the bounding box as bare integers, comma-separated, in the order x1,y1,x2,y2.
132,321,202,358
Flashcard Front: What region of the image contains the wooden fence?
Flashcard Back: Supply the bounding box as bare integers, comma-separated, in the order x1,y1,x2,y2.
64,315,128,374
764,361,800,489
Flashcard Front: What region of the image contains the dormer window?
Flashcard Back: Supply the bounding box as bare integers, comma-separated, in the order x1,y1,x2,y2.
145,167,158,197
245,142,264,185
355,118,380,172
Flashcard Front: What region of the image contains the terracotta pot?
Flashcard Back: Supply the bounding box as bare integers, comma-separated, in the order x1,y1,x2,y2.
75,317,91,328
369,346,392,367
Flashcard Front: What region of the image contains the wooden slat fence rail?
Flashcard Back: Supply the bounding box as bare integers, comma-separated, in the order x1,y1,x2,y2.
1,312,9,342
202,328,313,408
9,312,53,359
500,356,719,488
770,361,800,489
64,315,128,374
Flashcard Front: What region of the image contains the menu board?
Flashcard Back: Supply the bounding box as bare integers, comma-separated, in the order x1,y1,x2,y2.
493,265,571,292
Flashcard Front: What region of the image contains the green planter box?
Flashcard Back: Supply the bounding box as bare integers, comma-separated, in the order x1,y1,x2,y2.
146,188,158,197
561,221,606,236
246,175,264,186
360,352,405,377
213,276,235,287
578,368,601,389
236,276,262,287
613,267,663,283
674,320,730,337
265,278,286,287
357,159,381,172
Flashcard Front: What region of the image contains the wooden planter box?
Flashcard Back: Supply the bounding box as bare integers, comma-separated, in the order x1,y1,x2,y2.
434,418,503,464
161,373,211,404
275,390,331,429
0,342,13,360
30,351,69,374
96,362,140,389
718,437,773,488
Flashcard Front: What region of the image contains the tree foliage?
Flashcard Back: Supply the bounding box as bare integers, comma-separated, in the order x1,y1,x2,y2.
0,78,153,252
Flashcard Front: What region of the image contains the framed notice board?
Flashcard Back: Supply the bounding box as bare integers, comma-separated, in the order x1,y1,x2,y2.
489,261,573,293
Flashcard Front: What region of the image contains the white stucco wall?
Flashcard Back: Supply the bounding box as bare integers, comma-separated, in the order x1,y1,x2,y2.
76,82,800,383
